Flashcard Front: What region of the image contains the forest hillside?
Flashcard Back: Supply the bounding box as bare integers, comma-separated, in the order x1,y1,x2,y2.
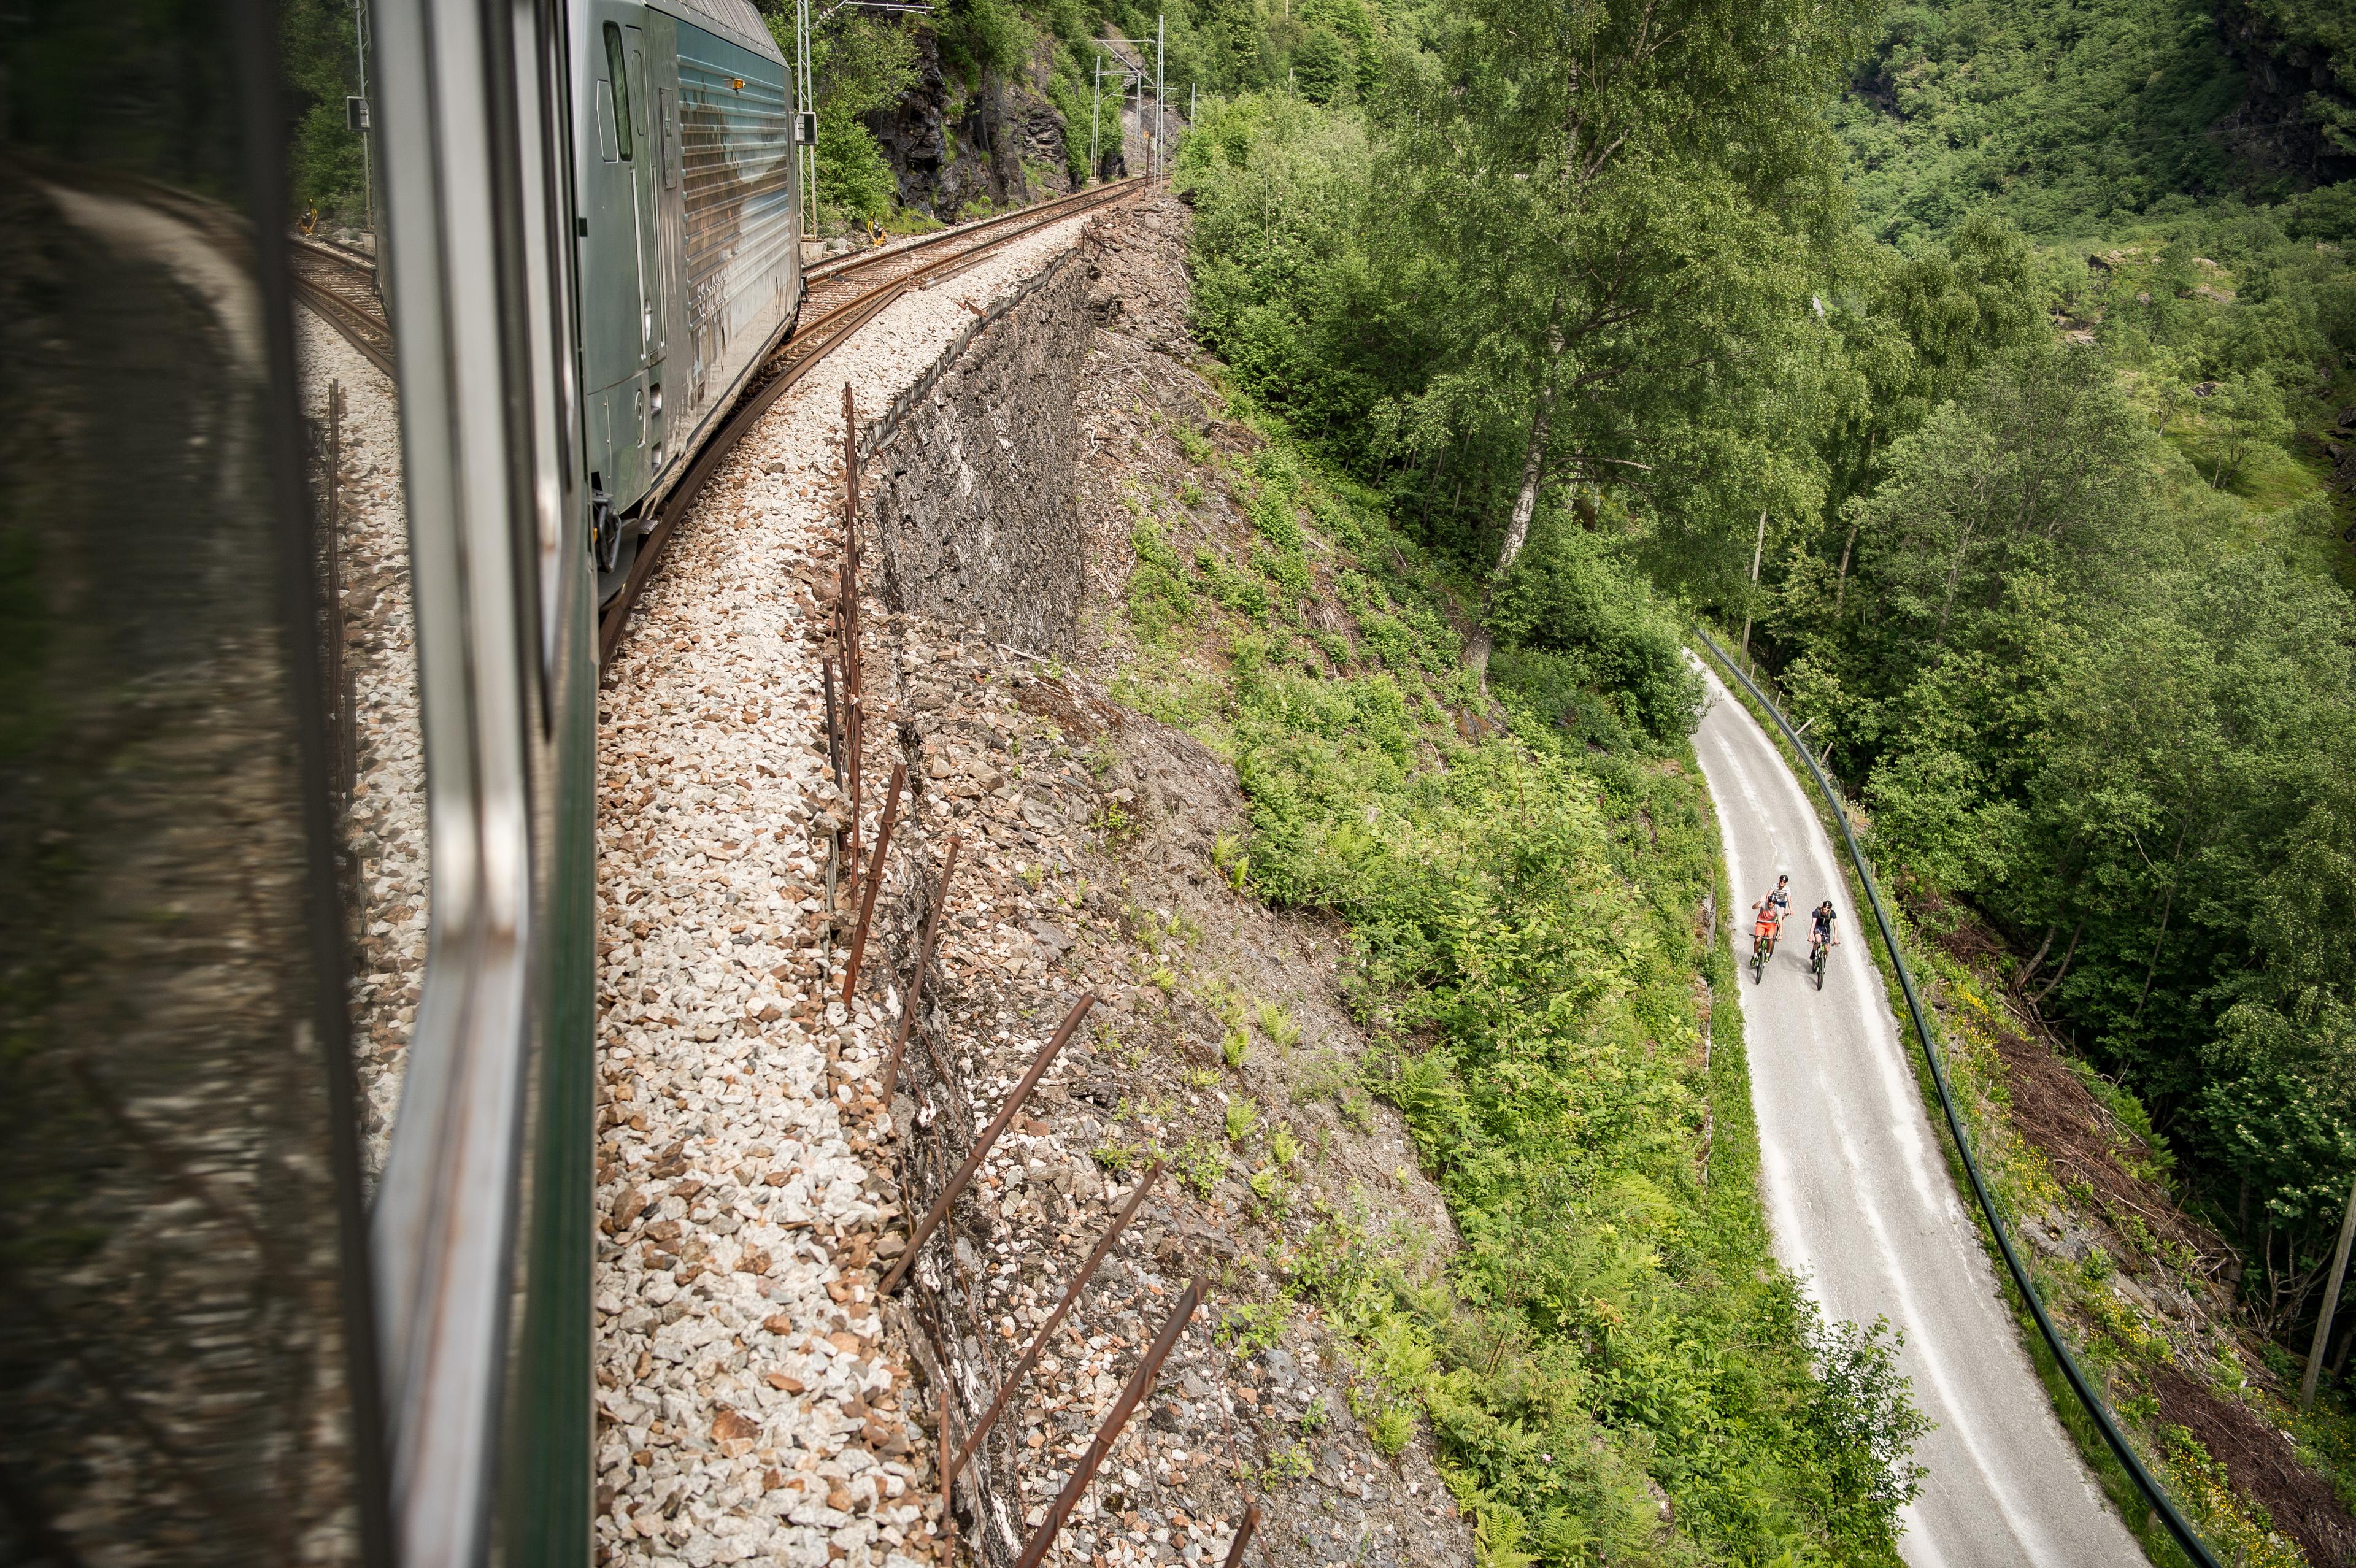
1147,0,2356,1555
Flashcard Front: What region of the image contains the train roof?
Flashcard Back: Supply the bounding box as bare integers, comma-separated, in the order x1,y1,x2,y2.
655,0,785,64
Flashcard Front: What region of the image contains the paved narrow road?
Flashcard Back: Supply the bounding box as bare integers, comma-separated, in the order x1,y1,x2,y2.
1690,659,2146,1567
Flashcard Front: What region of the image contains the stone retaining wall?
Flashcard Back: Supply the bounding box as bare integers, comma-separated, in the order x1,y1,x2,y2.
858,252,1090,655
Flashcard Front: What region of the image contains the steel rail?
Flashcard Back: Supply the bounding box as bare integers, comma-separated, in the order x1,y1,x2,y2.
596,178,1145,666
803,176,1144,286
1691,625,2221,1568
293,262,402,381
291,230,382,274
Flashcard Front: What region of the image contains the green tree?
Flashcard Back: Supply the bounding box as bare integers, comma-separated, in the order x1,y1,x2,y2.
766,6,920,225
1379,0,1879,680
2200,369,2293,490
1290,25,1352,104
282,0,366,222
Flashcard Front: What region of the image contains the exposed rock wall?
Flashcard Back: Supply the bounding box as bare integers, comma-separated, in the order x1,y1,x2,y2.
857,251,1090,655
2213,0,2355,186
867,34,1074,221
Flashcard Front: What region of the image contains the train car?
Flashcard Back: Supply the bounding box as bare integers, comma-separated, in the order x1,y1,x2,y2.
577,0,807,598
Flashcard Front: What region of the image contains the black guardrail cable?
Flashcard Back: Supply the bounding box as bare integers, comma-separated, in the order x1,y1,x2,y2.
1692,625,2222,1568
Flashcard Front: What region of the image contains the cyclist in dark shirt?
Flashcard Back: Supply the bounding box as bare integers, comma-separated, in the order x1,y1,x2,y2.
1809,900,1838,961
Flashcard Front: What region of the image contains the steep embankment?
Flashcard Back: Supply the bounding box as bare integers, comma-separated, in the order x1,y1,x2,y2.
1025,199,1935,1566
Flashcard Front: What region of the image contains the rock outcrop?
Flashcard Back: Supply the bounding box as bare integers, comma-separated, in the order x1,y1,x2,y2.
867,34,1076,221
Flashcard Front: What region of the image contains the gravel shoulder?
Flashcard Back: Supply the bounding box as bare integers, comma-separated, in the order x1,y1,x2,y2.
590,213,1099,1568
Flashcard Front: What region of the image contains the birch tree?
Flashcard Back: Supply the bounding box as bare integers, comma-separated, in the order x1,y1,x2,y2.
1385,0,1875,678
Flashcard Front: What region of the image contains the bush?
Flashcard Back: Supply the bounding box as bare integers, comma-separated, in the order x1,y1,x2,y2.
1485,525,1703,745
815,114,899,223
1174,95,1403,448
2285,180,2356,244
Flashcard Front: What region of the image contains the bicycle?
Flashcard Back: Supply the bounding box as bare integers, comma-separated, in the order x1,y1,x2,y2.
1809,936,1829,990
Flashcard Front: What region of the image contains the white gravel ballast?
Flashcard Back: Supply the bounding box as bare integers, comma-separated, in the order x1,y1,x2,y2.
591,213,1099,1568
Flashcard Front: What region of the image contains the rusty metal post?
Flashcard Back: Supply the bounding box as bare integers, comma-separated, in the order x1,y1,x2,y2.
938,1377,958,1562
1013,1277,1208,1568
880,991,1098,1295
842,382,861,663
883,834,962,1105
1225,1507,1263,1563
839,384,866,907
844,688,862,910
842,761,906,1003
949,1161,1165,1484
1220,1504,1261,1568
821,655,845,791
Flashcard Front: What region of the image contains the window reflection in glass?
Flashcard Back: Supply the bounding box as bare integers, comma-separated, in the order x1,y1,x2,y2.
0,3,393,1558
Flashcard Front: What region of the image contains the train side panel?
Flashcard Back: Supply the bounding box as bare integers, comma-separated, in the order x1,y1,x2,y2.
669,13,799,466
574,0,797,548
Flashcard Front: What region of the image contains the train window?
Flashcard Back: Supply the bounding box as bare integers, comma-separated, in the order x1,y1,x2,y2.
2,0,399,1557
594,80,620,162
602,23,634,162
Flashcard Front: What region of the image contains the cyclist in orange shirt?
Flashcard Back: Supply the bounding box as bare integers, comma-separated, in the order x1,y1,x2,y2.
1749,875,1791,979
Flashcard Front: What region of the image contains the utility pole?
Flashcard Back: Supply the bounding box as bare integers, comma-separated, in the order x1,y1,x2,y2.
1739,509,1768,666
352,0,372,235
2304,1174,2356,1409
795,0,818,226
1153,14,1165,183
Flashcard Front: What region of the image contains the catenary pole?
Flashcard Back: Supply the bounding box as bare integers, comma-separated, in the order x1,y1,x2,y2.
796,0,818,225
1154,14,1165,182
352,0,372,234
2304,1174,2356,1409
1090,53,1101,180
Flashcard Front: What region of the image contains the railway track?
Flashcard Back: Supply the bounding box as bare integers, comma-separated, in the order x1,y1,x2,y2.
288,235,395,380
283,178,1149,666
596,176,1146,663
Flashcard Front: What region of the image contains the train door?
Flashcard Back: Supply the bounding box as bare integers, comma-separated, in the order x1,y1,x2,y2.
580,7,652,512
646,13,690,480
624,22,671,473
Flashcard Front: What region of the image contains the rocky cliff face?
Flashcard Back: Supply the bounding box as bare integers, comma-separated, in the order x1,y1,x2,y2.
2212,0,2354,186
866,33,1081,221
